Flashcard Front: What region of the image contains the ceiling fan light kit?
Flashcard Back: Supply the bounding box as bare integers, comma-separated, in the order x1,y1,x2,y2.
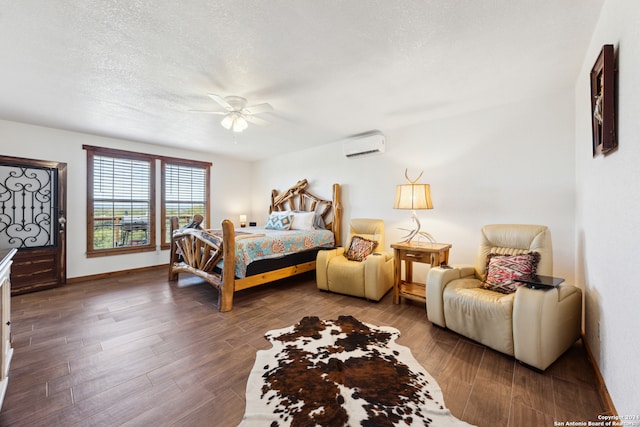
221,113,248,132
192,94,273,133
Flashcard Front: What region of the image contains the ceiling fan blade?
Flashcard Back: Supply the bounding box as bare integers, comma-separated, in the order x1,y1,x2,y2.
188,109,227,115
244,103,273,115
207,93,233,110
244,115,270,126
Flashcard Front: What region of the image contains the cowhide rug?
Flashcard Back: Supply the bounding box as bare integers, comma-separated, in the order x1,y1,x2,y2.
239,315,473,427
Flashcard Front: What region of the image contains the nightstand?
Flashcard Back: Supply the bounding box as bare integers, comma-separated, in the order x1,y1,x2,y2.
391,241,452,304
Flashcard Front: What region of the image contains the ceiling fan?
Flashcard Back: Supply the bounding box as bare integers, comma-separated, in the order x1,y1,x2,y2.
191,94,273,132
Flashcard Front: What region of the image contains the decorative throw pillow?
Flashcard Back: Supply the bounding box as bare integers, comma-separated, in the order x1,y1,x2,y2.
345,236,378,262
482,251,540,294
265,213,293,230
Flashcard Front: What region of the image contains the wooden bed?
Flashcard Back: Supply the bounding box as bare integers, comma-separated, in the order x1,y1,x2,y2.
169,179,342,312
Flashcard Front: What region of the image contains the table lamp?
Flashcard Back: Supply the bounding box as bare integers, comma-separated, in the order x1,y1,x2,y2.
394,169,435,243
239,214,247,227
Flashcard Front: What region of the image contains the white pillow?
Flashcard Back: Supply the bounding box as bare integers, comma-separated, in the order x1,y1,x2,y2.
287,211,316,231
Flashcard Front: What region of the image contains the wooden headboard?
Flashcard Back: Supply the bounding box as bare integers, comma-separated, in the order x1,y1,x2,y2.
269,179,342,245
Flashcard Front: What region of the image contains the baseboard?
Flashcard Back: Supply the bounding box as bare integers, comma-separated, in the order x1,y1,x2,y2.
67,264,168,284
582,334,618,417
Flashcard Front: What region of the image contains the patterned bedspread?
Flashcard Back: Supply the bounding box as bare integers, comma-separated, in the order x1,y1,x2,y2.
217,227,334,278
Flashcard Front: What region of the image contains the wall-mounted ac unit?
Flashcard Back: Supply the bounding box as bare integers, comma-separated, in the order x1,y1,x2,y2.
343,130,386,158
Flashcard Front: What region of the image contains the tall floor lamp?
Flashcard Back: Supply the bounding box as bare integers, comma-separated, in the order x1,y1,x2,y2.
394,169,435,243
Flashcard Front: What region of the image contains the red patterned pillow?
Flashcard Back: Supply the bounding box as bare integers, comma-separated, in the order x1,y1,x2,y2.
345,236,378,262
482,252,540,294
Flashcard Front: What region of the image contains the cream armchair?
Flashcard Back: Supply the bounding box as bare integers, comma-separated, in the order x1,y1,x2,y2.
316,218,394,301
426,224,582,371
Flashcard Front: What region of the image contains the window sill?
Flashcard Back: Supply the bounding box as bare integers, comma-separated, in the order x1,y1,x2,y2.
86,245,156,258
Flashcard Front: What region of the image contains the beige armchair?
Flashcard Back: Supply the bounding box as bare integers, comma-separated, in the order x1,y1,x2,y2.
316,218,394,301
426,224,582,371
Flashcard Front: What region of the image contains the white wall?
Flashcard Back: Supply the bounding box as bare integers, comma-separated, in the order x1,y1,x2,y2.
253,89,577,285
0,119,252,278
575,0,640,416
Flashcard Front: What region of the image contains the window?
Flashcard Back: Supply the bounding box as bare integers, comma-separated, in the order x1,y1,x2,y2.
84,145,211,257
161,159,210,248
84,146,156,257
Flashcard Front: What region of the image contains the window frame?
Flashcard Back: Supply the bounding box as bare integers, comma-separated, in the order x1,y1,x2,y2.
160,158,211,249
84,145,212,257
84,145,156,257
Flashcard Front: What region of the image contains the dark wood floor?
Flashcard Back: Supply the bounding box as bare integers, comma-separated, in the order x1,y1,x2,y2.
1,268,608,426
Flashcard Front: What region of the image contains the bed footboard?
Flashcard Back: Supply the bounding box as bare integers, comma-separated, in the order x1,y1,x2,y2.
169,217,236,312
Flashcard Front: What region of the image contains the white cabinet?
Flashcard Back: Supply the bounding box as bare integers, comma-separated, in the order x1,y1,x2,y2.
0,248,16,410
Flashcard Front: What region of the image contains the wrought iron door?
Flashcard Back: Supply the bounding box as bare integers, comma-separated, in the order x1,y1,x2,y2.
0,156,67,294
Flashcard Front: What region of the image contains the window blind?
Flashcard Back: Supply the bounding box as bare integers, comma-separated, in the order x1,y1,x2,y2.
163,163,207,242
92,155,152,250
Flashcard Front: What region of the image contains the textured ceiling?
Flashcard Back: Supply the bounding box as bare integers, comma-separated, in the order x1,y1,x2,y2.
0,0,604,161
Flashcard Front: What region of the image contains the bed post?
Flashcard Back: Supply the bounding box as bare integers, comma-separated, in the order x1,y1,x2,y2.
332,183,342,247
220,219,236,312
169,216,180,281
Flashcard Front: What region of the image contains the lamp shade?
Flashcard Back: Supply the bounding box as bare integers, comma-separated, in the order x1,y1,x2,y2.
394,184,433,210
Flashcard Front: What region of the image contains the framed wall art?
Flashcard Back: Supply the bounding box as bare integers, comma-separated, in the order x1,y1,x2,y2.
590,44,617,157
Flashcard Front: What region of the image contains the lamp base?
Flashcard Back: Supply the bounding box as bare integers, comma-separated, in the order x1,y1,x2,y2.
398,211,436,243
398,229,436,243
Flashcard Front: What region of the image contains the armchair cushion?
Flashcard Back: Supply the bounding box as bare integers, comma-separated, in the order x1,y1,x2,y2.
326,255,367,295
444,280,516,355
482,251,540,294
345,236,378,261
